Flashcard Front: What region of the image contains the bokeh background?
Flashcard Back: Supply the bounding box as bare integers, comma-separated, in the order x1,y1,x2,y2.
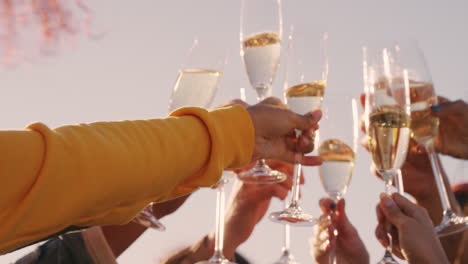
1,0,467,263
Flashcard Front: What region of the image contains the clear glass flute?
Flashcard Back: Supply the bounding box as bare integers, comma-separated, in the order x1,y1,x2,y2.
196,172,236,264
391,41,468,236
272,199,300,264
134,38,226,230
317,99,359,264
238,0,286,184
269,26,328,226
363,45,412,264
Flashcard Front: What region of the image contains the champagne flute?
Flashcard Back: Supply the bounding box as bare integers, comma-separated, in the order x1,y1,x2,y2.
237,0,286,184
168,38,225,111
196,172,236,264
363,45,411,264
317,99,359,264
134,38,226,230
269,26,328,226
272,199,300,264
391,41,468,236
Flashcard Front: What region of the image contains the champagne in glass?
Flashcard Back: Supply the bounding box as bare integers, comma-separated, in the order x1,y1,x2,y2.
368,107,411,178
134,38,225,231
285,81,325,115
272,200,300,264
318,139,355,200
242,32,281,97
317,99,359,264
169,69,222,111
269,27,328,226
237,0,287,184
268,82,324,225
196,172,236,264
393,42,468,236
318,140,354,264
178,39,234,264
364,46,412,264
408,82,438,144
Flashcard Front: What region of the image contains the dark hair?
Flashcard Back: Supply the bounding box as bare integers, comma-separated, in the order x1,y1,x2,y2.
453,183,468,208
235,252,251,264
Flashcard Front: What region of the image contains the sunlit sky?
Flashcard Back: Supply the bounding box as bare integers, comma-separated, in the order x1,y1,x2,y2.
1,0,467,263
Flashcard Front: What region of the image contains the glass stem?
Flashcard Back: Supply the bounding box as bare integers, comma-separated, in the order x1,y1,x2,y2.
282,200,291,253
258,159,268,168
213,184,226,258
289,154,302,208
329,197,338,264
395,170,404,195
254,85,271,176
255,85,269,101
425,143,451,212
386,234,394,258
384,177,393,196
283,223,291,253
383,176,396,258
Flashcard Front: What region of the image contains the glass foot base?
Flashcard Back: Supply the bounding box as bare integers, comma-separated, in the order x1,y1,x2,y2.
273,250,300,264
377,249,399,264
377,258,399,264
195,256,236,264
238,167,286,184
133,210,166,231
435,210,468,237
269,206,317,226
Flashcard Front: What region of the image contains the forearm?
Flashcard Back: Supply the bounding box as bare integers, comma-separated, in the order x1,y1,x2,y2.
0,106,254,254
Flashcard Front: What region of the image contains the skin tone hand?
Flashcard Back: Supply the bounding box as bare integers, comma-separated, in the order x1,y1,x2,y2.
247,97,322,165
432,98,468,160
312,199,369,264
375,193,449,264
222,160,301,258
359,94,464,262
104,97,321,260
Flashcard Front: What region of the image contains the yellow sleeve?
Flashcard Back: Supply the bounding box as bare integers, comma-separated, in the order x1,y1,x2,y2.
0,105,254,254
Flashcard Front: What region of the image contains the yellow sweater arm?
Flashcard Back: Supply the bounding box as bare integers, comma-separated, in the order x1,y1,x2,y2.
0,105,254,254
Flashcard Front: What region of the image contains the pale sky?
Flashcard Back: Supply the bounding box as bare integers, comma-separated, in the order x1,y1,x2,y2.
1,0,467,263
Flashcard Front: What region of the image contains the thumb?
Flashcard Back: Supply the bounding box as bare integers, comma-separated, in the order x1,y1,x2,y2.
378,194,409,229
290,110,322,131
391,193,431,225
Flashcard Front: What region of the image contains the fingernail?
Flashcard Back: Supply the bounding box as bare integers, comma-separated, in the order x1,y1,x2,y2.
308,110,322,120
430,105,441,112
